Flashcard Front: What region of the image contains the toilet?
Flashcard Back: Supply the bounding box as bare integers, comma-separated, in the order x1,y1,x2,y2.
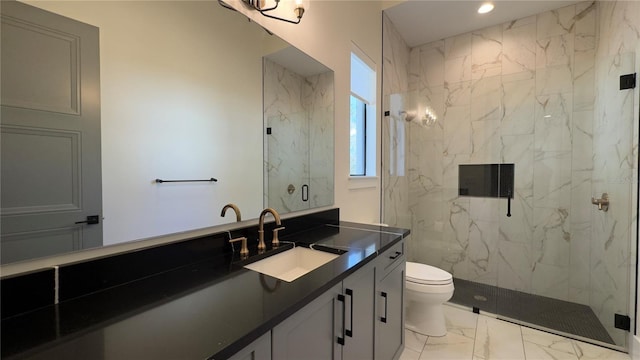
405,261,454,336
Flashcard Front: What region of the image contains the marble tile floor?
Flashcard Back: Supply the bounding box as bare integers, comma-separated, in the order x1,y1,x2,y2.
401,304,630,360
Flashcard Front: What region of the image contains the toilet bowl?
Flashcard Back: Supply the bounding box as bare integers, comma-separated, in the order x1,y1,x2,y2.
405,262,454,336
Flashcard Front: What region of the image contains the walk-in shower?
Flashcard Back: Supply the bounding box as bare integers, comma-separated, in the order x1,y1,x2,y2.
382,0,639,351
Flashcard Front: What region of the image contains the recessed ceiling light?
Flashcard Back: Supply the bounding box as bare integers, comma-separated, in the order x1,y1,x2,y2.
478,3,495,14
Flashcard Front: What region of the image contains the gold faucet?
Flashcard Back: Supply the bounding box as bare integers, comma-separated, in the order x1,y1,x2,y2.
258,207,282,251
228,236,248,259
220,203,242,222
272,226,286,248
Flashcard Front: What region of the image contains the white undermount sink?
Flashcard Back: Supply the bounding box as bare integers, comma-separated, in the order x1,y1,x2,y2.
244,247,339,282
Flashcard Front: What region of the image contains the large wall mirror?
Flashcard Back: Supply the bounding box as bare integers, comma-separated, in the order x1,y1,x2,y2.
0,0,334,265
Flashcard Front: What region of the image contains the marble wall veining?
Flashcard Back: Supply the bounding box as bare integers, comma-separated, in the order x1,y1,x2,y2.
590,0,639,346
382,1,639,347
263,59,334,213
307,70,335,210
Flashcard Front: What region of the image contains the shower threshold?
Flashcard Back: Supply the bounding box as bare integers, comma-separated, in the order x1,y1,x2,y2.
450,278,615,345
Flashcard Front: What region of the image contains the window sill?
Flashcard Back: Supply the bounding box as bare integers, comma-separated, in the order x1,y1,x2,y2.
348,176,379,190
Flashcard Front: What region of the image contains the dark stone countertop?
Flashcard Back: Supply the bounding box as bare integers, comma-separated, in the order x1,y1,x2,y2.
2,222,408,360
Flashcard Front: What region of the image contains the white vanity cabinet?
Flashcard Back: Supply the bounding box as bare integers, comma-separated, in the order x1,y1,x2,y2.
375,238,406,360
227,331,271,360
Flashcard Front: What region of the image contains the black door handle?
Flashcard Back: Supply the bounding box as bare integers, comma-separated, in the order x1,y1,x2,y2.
345,288,353,337
337,294,346,345
381,292,388,323
75,215,100,225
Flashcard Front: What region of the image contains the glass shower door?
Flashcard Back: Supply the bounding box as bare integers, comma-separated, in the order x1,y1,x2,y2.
265,112,310,213
494,51,637,349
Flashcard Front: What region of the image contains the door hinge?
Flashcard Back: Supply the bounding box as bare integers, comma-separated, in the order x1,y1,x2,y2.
614,313,631,331
620,73,636,90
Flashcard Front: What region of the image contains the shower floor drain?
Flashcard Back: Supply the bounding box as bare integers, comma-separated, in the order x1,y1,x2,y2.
473,295,488,301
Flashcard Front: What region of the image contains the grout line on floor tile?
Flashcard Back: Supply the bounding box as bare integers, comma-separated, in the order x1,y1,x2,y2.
472,308,480,360
519,323,526,359
421,335,428,358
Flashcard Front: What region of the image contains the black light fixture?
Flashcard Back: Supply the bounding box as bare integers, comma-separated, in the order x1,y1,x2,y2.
243,0,306,24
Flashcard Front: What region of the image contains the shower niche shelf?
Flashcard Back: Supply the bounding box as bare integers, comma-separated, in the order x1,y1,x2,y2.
458,164,514,217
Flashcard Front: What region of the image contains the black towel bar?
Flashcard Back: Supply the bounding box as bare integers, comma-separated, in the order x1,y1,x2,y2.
155,178,218,183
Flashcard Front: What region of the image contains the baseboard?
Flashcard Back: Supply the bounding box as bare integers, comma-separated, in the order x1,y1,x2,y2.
631,335,640,359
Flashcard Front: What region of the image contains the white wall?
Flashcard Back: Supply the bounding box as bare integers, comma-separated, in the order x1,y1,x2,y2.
23,1,266,245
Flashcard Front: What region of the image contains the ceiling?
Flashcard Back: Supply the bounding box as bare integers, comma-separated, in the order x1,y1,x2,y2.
264,45,330,77
384,1,582,47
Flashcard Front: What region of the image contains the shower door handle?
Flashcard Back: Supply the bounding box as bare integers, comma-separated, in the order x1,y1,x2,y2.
302,184,309,202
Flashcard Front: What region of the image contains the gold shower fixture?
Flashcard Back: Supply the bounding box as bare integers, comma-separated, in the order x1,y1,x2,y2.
591,193,609,212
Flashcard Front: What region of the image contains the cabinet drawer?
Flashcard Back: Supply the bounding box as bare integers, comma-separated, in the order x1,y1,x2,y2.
381,239,404,273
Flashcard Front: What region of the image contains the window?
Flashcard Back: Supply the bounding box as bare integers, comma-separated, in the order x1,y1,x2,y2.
350,48,376,178
350,95,367,175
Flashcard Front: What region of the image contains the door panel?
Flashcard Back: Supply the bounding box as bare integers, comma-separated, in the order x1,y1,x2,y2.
342,262,375,360
1,1,102,263
1,13,80,114
1,126,80,215
375,263,405,360
1,228,80,263
272,283,341,360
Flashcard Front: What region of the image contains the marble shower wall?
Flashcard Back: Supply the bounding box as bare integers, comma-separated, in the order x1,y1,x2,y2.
590,0,639,346
399,1,599,298
263,59,334,213
306,70,334,210
382,0,638,346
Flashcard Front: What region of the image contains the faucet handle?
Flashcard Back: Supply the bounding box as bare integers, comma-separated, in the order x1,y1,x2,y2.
229,236,249,258
272,227,285,247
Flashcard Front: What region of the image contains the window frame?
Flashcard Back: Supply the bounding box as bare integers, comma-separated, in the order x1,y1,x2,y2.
349,47,377,182
350,93,368,176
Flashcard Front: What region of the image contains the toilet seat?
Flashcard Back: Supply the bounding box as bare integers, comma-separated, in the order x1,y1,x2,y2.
406,262,453,286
